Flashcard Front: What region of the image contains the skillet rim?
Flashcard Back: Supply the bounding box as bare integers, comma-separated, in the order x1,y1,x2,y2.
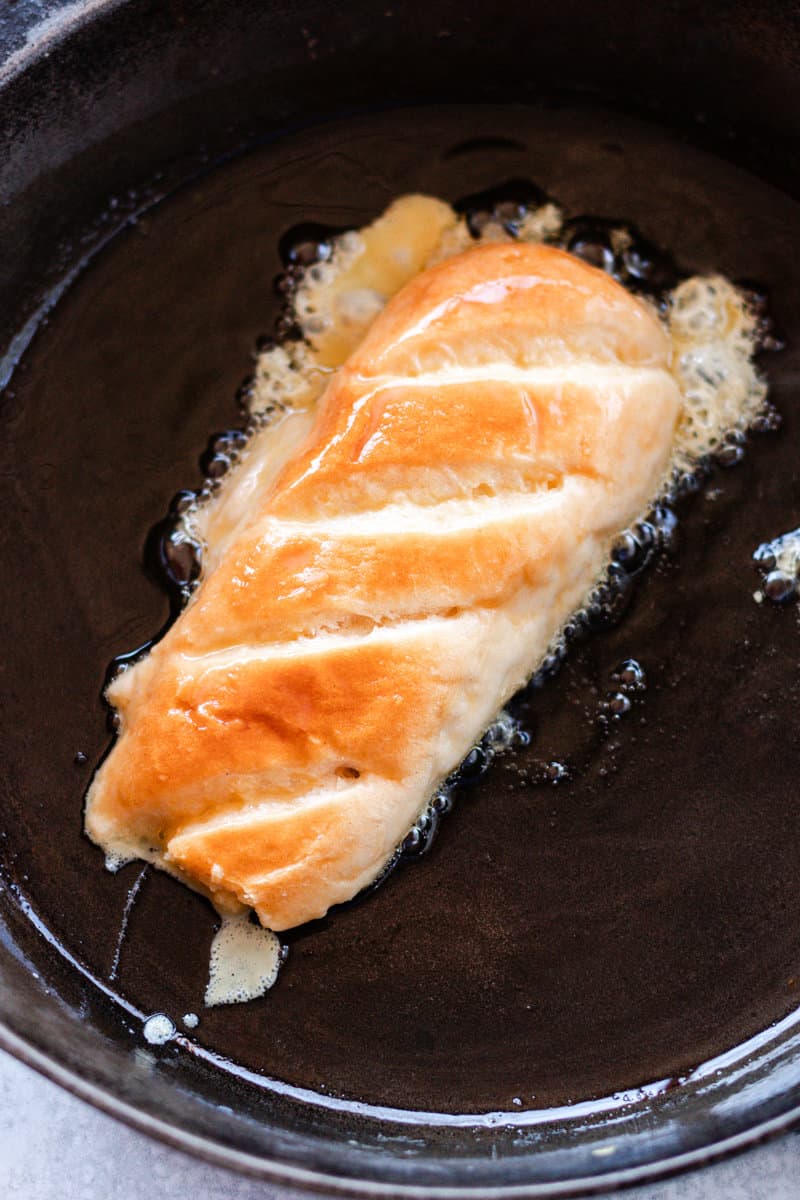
3,1016,800,1198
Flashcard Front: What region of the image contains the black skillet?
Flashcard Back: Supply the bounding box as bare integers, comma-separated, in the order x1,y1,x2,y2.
3,0,800,1193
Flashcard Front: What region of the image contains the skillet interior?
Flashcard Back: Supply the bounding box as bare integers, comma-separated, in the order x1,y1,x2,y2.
2,1,800,1193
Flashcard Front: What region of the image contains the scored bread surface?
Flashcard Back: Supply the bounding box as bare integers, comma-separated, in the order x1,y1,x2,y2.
85,242,681,931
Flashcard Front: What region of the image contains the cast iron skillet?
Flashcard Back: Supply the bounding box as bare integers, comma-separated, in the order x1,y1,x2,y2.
3,0,800,1193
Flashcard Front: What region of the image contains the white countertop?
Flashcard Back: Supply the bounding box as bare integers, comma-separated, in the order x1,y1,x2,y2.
1,1048,799,1199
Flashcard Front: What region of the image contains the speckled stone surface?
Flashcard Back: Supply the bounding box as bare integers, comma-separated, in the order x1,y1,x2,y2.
1,1049,799,1198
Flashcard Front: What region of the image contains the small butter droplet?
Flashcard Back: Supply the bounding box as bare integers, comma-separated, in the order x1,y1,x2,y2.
205,913,283,1007
142,1013,175,1045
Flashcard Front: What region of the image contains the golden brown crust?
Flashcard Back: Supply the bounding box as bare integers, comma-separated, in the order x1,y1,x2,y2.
345,241,670,375
85,242,680,930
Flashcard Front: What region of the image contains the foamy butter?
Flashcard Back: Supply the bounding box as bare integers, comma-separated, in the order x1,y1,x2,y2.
165,191,770,1004
250,196,765,508
667,275,767,472
204,913,282,1007
103,847,133,872
176,195,768,576
180,194,768,610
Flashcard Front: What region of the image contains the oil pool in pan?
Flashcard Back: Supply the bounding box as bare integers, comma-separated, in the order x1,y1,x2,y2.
2,105,800,1117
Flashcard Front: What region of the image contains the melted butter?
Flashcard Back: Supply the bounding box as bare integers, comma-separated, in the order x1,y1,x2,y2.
250,195,766,502
157,190,770,1004
182,192,767,592
142,1012,175,1044
294,194,456,368
205,912,282,1006
667,276,767,473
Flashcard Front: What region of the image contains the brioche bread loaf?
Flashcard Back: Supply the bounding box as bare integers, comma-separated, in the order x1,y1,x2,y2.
85,242,681,930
